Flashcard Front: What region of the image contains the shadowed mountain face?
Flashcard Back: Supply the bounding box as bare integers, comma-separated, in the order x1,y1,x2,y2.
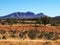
0,12,45,19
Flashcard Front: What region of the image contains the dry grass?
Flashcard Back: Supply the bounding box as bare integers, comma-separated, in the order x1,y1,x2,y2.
0,24,60,45
0,40,60,45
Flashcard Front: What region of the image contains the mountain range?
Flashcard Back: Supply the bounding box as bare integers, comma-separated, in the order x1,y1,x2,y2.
0,12,60,19
0,12,45,19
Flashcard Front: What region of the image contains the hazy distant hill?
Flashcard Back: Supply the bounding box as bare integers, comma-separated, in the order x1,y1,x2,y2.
53,16,60,20
0,12,45,19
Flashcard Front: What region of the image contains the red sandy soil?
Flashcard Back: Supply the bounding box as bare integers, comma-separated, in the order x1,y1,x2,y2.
0,24,60,33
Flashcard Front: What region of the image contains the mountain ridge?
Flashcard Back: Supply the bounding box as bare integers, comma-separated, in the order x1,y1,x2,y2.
0,12,60,19
0,12,45,19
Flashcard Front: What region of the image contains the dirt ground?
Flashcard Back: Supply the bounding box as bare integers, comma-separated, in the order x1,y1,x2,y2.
0,24,60,33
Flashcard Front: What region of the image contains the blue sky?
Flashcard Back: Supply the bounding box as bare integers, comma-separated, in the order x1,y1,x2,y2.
0,0,60,17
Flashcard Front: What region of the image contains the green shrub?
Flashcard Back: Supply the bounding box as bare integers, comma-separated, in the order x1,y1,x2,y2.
19,30,28,38
37,33,43,39
28,30,39,39
2,35,6,39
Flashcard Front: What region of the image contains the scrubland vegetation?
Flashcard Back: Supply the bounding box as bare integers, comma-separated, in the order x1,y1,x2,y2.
0,16,60,26
0,16,60,45
0,29,60,40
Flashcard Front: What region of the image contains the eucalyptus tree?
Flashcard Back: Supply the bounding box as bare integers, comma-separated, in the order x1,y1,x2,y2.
40,16,51,26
